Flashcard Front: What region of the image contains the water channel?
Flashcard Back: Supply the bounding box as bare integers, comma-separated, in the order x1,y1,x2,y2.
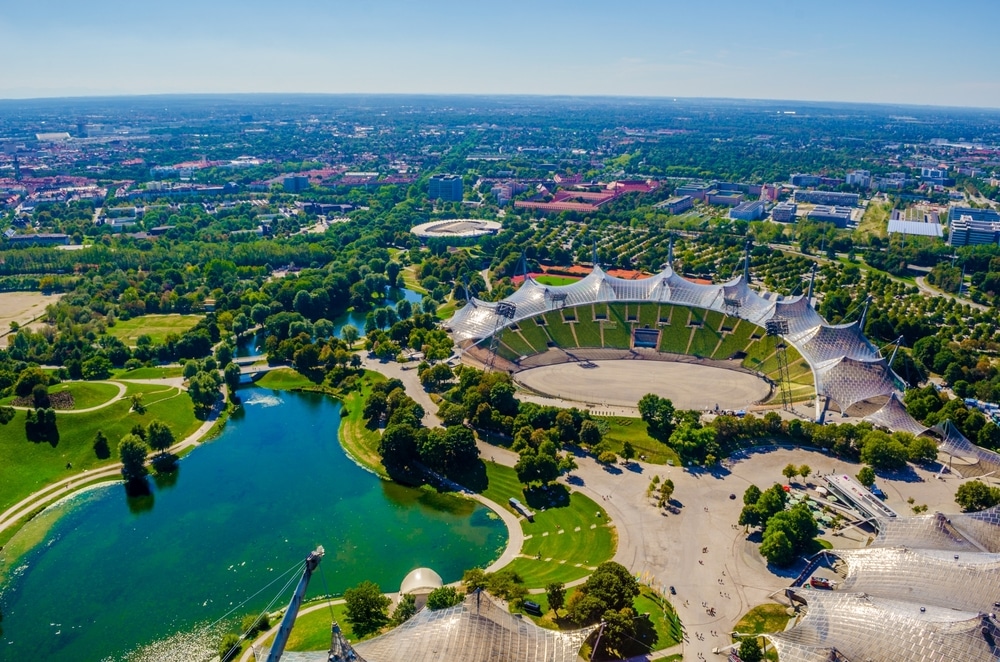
236,287,423,358
0,386,505,660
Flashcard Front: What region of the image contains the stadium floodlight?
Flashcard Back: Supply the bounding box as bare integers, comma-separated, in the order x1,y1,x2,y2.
765,318,789,336
495,302,517,319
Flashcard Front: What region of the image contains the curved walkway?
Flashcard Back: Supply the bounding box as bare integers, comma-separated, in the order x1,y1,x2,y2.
7,380,127,414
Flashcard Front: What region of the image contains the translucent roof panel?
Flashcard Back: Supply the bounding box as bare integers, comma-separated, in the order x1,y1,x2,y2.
353,591,595,662
864,393,930,436
663,272,723,309
767,591,1000,662
835,547,1000,613
721,278,776,324
934,420,1000,479
797,322,881,365
770,296,826,340
873,512,985,552
957,506,1000,553
814,356,897,412
446,299,504,343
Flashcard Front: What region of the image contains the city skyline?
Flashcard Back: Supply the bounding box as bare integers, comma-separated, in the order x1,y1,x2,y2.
3,0,999,108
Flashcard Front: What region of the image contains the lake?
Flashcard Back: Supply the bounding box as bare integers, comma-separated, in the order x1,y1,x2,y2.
0,387,505,660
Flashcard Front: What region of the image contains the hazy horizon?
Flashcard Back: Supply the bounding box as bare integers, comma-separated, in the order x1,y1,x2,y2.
2,0,999,108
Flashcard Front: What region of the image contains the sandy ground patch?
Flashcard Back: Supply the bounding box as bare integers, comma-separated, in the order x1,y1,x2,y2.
514,360,771,410
0,291,62,338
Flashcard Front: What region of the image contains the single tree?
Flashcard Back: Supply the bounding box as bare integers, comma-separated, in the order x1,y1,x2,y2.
782,463,799,484
118,434,149,483
146,420,175,455
798,465,812,482
93,430,111,459
739,636,764,662
856,465,876,489
32,383,50,409
620,441,636,463
955,480,1000,512
598,607,637,657
218,633,241,662
391,594,416,625
341,324,360,347
0,406,15,425
760,528,796,566
579,419,602,446
546,582,566,613
344,580,391,638
224,362,241,394
130,393,145,414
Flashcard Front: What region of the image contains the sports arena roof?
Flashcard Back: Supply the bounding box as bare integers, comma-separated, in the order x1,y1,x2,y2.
446,262,910,422
765,506,1000,662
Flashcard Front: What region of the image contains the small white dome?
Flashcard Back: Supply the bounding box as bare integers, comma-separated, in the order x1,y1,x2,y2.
399,567,443,596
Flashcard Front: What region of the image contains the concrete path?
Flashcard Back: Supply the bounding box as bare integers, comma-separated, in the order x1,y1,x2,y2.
7,380,127,414
359,355,442,428
915,276,988,311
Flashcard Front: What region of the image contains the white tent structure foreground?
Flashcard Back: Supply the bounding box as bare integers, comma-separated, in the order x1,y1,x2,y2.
277,591,596,662
446,261,915,425
767,506,1000,662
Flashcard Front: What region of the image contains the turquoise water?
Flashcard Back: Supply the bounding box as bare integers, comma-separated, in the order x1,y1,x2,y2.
0,388,505,661
236,287,423,357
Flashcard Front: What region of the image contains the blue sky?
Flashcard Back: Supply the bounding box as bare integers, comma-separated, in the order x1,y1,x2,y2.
2,0,998,107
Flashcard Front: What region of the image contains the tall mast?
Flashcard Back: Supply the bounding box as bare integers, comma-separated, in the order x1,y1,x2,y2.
266,547,325,662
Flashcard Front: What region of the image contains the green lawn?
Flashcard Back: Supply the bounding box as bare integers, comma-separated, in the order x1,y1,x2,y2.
0,382,200,512
104,314,203,346
595,416,680,465
285,603,356,651
498,330,536,358
479,463,616,587
658,309,692,354
255,367,317,390
516,320,552,354
255,601,372,652
734,602,792,635
574,316,603,347
638,303,659,327
535,275,581,286
338,371,389,479
712,319,756,360
46,381,121,410
543,311,578,348
601,320,632,349
688,325,723,358
631,588,683,652
113,366,185,379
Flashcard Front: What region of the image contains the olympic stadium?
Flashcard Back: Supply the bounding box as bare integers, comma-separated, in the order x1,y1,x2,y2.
445,254,924,431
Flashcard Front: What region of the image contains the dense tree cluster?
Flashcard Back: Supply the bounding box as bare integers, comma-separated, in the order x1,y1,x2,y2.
740,484,819,567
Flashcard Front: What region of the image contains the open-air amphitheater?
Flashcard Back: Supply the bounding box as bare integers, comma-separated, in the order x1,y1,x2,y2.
446,258,923,430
